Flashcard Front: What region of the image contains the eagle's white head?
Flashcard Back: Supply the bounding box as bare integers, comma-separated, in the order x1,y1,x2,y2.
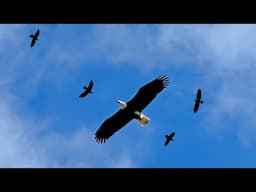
116,100,127,110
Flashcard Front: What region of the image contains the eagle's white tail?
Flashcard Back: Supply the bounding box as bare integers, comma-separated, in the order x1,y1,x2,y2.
135,112,150,126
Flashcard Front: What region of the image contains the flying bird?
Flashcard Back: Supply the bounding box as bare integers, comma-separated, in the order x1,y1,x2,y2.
30,29,40,47
80,80,94,98
164,132,175,146
193,88,203,112
95,75,170,144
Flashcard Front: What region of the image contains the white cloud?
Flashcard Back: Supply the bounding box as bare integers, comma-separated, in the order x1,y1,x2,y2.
110,156,135,168
39,126,142,168
2,24,256,167
0,93,139,167
0,24,155,167
0,93,48,167
86,24,256,147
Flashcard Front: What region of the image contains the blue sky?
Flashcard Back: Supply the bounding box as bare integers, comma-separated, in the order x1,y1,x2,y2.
1,24,256,167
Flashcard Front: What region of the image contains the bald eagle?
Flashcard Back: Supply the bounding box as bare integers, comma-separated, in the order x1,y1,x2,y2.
95,75,170,143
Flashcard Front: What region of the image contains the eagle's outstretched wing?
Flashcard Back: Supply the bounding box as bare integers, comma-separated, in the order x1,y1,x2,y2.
95,109,134,143
127,75,169,112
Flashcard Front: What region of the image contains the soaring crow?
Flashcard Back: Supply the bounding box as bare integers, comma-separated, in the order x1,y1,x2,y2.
80,80,94,98
30,29,40,47
193,89,203,112
164,132,175,146
95,75,169,143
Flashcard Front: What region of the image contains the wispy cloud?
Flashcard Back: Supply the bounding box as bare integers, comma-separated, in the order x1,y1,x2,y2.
0,94,139,167
83,24,256,146
0,94,47,167
1,24,256,167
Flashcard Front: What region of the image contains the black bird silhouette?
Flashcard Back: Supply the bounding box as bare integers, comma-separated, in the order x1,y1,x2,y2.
164,132,175,146
30,29,40,47
95,75,169,144
193,89,203,112
80,80,94,98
